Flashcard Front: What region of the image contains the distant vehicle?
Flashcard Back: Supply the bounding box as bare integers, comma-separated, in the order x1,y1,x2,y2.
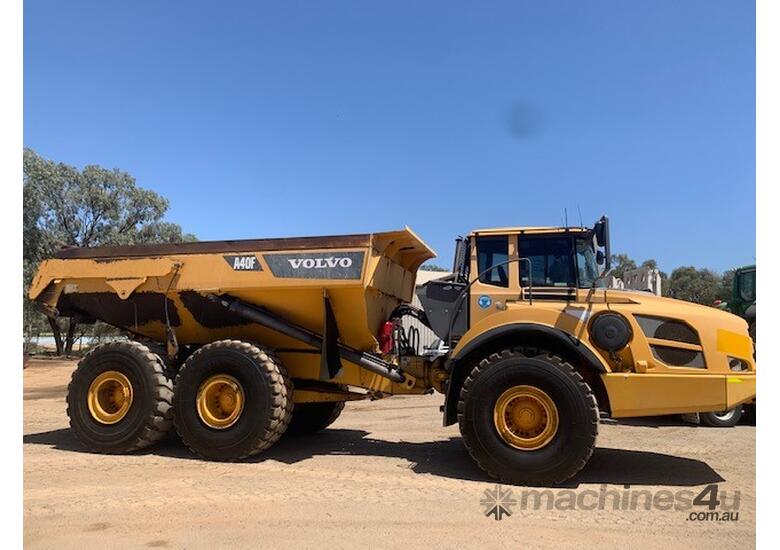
421,338,449,358
715,265,756,343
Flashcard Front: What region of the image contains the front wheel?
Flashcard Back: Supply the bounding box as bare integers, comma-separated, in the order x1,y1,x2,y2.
458,349,598,486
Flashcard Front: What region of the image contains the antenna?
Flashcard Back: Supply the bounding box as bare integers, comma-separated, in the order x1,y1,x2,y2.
577,204,583,227
564,208,568,228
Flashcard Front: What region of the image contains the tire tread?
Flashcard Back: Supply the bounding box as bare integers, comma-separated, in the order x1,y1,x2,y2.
457,347,599,485
66,340,174,452
173,339,293,459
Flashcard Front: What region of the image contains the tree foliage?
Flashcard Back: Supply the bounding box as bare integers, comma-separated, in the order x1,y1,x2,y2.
419,263,449,272
665,266,722,305
23,148,195,354
718,269,736,302
610,253,637,280
611,251,737,306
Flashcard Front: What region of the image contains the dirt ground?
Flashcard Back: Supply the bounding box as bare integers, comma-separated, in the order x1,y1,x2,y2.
24,358,755,549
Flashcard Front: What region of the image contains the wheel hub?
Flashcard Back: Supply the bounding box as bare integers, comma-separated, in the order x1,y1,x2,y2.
87,371,134,425
196,374,245,429
494,385,559,451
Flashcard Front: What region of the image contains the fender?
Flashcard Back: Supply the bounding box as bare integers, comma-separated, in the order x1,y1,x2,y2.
441,323,609,426
744,302,756,320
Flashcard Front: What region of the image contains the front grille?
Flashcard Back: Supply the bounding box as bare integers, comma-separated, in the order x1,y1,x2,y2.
650,345,706,368
635,315,700,345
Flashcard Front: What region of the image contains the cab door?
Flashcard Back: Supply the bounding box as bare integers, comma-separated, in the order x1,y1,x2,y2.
469,234,521,327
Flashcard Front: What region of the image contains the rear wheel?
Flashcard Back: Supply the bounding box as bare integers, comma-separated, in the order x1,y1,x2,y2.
287,400,346,435
66,341,173,453
700,407,743,427
458,348,598,486
173,340,293,460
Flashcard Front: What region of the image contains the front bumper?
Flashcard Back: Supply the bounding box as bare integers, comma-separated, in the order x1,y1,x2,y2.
602,372,756,418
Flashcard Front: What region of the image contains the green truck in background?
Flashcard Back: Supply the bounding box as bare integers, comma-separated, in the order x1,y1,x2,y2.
716,264,756,342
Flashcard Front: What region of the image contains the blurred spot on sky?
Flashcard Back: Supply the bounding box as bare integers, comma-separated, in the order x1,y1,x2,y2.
506,101,545,140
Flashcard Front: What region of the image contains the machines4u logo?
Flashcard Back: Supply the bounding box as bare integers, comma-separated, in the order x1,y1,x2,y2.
481,485,517,520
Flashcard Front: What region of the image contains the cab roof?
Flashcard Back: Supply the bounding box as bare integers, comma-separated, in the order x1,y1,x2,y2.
469,226,591,237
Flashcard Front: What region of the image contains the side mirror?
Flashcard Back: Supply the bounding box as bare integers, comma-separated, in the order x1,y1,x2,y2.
594,216,609,247
593,215,611,277
596,250,605,265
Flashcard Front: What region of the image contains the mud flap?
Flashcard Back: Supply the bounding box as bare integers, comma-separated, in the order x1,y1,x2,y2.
319,293,344,380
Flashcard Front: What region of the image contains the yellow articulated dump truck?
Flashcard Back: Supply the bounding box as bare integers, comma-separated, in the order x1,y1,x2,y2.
28,217,755,485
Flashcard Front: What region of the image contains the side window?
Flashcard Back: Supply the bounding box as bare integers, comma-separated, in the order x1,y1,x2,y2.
519,236,575,287
739,270,755,302
476,236,509,287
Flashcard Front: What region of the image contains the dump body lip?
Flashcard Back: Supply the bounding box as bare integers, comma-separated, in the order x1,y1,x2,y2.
54,233,373,260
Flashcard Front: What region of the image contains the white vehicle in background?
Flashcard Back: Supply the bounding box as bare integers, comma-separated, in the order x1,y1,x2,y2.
422,338,449,359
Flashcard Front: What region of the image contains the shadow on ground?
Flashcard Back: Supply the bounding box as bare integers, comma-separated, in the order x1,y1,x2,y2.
24,427,724,488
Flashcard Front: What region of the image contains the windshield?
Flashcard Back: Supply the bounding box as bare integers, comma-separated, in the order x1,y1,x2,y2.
739,270,755,301
575,238,603,288
519,234,602,289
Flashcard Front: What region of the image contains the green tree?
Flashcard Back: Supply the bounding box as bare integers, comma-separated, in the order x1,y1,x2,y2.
610,253,637,280
664,266,721,305
419,264,449,272
718,269,736,303
23,148,195,355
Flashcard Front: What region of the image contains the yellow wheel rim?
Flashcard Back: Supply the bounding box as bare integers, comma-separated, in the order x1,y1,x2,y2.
196,374,245,429
493,385,559,451
87,371,134,425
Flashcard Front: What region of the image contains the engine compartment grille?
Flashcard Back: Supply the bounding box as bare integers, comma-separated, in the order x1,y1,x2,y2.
635,315,700,345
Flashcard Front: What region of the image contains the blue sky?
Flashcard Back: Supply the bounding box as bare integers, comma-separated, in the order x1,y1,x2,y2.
24,1,755,272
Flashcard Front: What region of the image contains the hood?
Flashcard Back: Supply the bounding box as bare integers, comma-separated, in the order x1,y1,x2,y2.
607,289,749,333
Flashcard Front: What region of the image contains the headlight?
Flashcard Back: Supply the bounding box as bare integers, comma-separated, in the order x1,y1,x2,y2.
728,357,749,372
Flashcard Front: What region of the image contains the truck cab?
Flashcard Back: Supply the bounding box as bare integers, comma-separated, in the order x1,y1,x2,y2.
417,217,756,429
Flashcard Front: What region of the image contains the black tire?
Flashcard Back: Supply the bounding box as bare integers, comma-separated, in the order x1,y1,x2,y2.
743,403,756,425
700,407,743,427
173,340,293,460
66,341,174,453
458,348,598,486
287,400,346,435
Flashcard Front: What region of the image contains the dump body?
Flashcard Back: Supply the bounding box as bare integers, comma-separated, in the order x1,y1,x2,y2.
30,228,435,391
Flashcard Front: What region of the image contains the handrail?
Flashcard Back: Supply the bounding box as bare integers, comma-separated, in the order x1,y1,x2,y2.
445,257,534,348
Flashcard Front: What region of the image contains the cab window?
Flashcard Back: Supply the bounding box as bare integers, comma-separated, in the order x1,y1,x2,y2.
739,270,755,301
519,236,575,287
476,236,509,287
